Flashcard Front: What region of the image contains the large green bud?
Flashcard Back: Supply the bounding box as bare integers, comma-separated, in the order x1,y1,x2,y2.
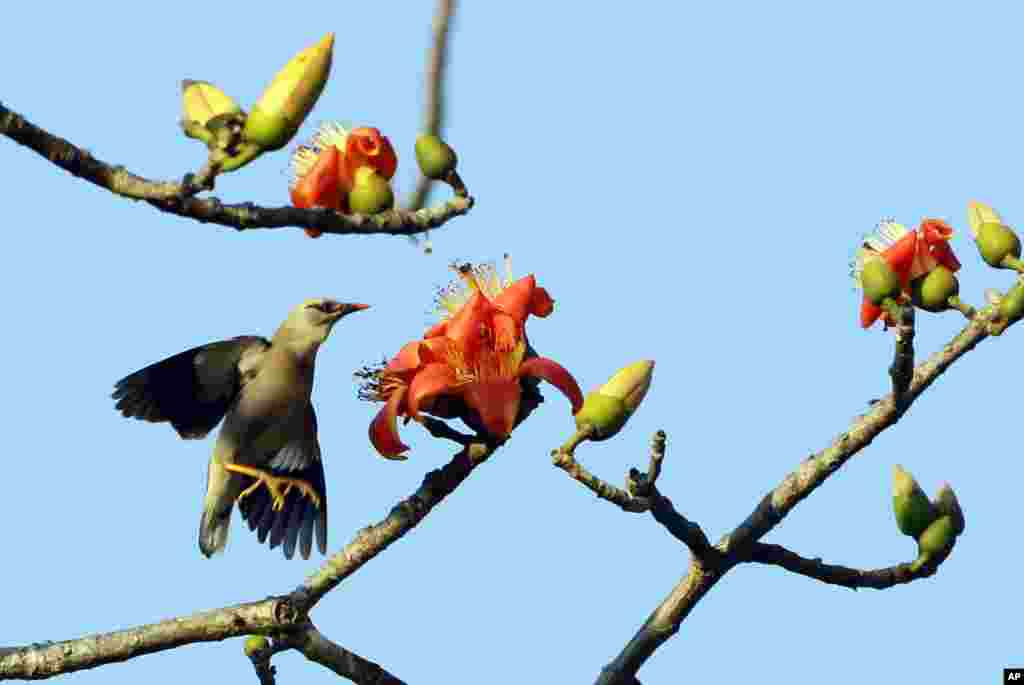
575,360,655,441
976,222,1021,268
909,266,959,313
415,133,458,180
892,465,937,539
860,257,901,305
348,166,395,215
910,515,957,572
243,33,334,152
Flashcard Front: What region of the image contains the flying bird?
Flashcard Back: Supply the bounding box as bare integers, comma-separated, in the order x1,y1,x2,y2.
112,299,368,559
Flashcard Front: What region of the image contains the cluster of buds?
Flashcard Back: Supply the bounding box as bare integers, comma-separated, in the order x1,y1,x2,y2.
181,33,334,173
891,465,965,572
852,219,962,329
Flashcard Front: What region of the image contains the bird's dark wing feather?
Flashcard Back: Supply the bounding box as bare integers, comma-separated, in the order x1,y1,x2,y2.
238,407,327,560
112,336,270,439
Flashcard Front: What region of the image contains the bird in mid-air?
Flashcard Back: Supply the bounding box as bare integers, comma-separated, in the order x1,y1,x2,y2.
112,298,368,559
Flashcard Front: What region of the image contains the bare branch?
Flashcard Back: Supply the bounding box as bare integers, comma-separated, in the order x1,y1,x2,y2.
0,101,473,238
290,625,406,685
297,441,495,610
0,597,300,680
552,428,648,513
595,302,1011,685
743,541,956,590
406,0,457,215
888,303,915,402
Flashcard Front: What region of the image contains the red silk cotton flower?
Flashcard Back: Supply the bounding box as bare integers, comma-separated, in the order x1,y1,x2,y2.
289,123,398,237
853,219,961,328
365,260,583,459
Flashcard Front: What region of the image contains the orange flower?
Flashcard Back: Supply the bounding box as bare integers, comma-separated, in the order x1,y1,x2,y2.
365,260,583,459
289,123,398,237
853,219,961,328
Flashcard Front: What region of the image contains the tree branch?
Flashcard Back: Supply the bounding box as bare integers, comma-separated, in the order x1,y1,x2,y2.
595,300,1011,685
0,101,473,237
888,303,915,403
743,541,955,590
290,625,406,685
0,597,301,680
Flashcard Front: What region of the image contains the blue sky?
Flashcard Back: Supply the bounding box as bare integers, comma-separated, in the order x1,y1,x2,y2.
1,2,1020,683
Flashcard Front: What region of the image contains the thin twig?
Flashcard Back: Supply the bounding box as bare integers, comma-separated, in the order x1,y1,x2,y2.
290,625,407,685
743,542,955,590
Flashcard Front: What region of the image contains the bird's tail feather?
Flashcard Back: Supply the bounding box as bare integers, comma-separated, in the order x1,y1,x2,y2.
199,499,233,557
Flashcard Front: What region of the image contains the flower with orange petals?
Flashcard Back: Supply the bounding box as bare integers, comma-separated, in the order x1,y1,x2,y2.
362,259,583,459
289,122,398,237
852,218,961,328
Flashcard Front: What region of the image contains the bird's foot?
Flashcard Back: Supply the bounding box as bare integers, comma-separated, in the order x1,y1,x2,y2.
223,464,321,512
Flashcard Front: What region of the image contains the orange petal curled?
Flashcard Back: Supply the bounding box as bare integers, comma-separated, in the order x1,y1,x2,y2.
369,386,410,459
445,291,493,356
860,297,883,329
345,127,398,181
881,231,918,286
492,274,537,324
530,286,554,317
518,356,584,413
407,362,459,419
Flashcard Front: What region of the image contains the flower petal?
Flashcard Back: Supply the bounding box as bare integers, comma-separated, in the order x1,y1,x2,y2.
445,290,493,356
930,241,961,272
492,274,537,323
518,356,584,413
860,297,883,329
345,127,398,181
290,145,343,210
407,362,459,419
369,386,409,459
530,286,555,317
462,379,521,439
881,230,918,286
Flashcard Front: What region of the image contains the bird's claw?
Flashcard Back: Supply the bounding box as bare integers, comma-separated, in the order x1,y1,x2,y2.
224,464,321,512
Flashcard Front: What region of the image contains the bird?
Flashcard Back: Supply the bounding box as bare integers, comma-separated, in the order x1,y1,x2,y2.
111,298,368,559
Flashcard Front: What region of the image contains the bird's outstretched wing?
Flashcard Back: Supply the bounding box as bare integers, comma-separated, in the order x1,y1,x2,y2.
238,406,328,560
112,336,270,439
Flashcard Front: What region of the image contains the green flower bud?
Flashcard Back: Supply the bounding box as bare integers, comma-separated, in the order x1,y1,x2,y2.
976,222,1022,268
909,266,959,313
349,166,395,215
415,133,458,180
243,33,334,152
933,483,965,536
575,360,654,441
860,258,901,305
999,282,1024,323
910,515,957,572
892,464,937,539
243,635,269,658
181,80,243,145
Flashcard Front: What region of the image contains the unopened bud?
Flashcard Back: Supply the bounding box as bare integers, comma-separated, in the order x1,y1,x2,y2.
910,515,957,572
415,133,458,180
860,257,902,305
575,360,654,440
892,464,937,539
348,166,394,215
933,483,965,536
910,266,959,313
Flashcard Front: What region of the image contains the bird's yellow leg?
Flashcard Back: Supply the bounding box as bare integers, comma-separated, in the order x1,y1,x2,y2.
222,463,321,512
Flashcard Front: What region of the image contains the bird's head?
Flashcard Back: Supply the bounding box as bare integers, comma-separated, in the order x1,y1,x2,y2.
276,298,370,351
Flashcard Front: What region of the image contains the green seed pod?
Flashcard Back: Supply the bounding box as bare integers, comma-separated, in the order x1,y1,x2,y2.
243,33,334,152
860,258,901,305
575,360,655,441
909,266,959,312
243,635,269,658
415,133,458,180
933,483,965,536
892,464,937,539
976,222,1022,268
999,282,1024,323
348,166,395,215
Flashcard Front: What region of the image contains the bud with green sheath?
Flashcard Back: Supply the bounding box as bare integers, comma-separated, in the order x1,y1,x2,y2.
575,360,654,441
909,266,959,313
933,482,965,536
415,134,458,180
999,282,1024,324
348,166,394,215
910,515,957,572
243,32,334,152
967,201,1024,271
892,464,937,539
181,80,243,146
243,635,269,658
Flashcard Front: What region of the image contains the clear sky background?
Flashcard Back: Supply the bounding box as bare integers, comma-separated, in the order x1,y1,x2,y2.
1,3,1020,683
